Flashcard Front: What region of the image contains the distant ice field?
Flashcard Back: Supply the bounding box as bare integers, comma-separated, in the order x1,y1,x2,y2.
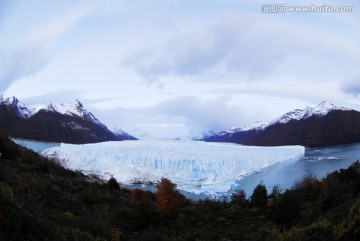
42,141,304,195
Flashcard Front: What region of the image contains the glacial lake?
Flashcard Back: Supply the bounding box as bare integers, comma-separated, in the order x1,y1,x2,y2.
232,142,360,198
12,138,61,153
132,142,360,200
13,138,360,199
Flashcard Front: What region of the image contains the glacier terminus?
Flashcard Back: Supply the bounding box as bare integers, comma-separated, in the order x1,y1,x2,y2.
42,141,305,195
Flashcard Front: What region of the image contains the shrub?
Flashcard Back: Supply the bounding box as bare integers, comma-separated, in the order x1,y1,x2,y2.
0,182,13,199
334,197,360,240
64,211,76,220
130,189,150,202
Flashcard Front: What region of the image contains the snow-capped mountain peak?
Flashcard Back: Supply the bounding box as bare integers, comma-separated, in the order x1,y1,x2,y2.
46,103,57,112
270,101,350,125
46,100,102,125
227,121,268,133
198,121,269,140
0,95,35,118
310,100,349,116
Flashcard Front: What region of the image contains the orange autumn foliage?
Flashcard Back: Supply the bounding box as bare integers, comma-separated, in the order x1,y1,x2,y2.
130,189,150,202
155,178,184,218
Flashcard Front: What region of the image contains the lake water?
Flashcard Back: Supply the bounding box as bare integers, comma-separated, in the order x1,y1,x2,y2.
232,143,360,198
12,138,60,153
13,138,360,199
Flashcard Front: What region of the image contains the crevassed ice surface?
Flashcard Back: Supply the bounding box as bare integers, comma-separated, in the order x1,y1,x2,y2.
42,141,305,195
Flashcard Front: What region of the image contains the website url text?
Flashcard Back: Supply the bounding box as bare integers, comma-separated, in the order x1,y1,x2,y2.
262,4,355,13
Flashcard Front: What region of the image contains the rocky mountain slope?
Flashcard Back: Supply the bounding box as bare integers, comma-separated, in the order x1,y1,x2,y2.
0,96,136,144
204,101,360,147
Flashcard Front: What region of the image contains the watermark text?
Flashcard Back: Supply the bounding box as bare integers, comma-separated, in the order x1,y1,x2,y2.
261,4,355,13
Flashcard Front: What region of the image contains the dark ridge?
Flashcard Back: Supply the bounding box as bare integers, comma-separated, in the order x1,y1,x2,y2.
0,98,137,144
205,109,360,147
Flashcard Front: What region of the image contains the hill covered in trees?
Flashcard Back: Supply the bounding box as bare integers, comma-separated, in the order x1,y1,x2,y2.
1,133,360,240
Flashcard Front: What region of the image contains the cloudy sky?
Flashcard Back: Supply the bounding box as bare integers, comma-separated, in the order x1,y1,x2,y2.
1,0,360,139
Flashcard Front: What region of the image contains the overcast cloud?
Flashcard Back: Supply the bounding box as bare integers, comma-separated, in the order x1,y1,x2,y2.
340,76,360,97
1,0,360,139
123,15,287,80
0,44,47,93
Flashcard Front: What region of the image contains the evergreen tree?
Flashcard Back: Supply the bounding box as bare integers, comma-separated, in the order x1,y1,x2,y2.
250,182,267,207
107,177,120,191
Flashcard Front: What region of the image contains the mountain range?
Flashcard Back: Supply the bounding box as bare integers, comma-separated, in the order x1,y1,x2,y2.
203,101,360,147
1,96,359,147
0,96,136,144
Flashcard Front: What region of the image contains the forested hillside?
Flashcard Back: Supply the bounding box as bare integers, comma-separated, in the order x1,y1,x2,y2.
0,133,360,241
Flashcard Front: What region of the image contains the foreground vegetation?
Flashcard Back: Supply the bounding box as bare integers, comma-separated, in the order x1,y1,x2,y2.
0,133,360,241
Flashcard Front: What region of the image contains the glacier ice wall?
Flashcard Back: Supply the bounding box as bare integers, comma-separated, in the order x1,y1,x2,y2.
42,140,305,195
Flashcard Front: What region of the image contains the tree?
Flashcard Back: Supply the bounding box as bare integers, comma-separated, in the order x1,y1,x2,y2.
268,184,282,206
231,189,246,206
269,184,282,199
155,178,184,218
250,182,267,207
270,189,301,224
293,172,320,203
107,177,120,191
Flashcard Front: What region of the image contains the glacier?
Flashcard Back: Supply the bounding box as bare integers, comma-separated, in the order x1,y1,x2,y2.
42,140,305,195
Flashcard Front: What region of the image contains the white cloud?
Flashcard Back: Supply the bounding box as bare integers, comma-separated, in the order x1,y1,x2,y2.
0,44,47,93
123,14,287,81
91,95,254,139
123,8,360,86
340,76,360,97
152,95,246,131
0,1,103,93
2,0,360,138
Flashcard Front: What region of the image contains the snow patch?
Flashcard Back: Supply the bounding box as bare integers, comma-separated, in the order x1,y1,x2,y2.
270,101,350,125
227,121,269,133
0,95,35,118
46,100,102,125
